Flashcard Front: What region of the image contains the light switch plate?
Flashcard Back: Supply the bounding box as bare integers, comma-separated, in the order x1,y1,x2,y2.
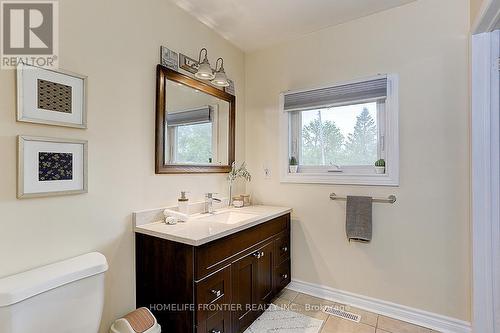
263,163,272,179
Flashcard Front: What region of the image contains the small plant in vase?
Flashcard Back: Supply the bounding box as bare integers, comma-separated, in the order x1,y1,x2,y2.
228,162,251,206
374,159,386,174
289,156,298,173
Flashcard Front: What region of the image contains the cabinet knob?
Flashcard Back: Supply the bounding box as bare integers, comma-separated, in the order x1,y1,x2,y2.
281,246,288,252
253,252,262,259
210,330,221,333
282,273,288,280
211,289,222,297
260,251,265,257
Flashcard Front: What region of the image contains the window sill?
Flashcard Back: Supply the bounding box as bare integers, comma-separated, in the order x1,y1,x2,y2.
280,171,399,186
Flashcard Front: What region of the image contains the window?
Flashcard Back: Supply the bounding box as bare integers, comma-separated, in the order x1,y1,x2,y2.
174,122,213,164
166,106,218,164
281,75,399,186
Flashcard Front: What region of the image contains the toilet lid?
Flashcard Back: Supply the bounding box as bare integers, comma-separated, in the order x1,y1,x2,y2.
0,252,108,307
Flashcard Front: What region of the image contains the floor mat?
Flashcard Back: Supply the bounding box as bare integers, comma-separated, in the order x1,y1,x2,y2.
244,304,323,333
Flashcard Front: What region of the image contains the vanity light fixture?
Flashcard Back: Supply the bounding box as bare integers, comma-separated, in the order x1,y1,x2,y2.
211,57,230,87
194,48,215,80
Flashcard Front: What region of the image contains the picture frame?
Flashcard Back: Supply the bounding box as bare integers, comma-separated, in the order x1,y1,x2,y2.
17,136,88,199
224,79,235,95
16,63,87,128
160,46,179,71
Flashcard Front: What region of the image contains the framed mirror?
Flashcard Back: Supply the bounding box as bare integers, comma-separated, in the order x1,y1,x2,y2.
155,65,235,173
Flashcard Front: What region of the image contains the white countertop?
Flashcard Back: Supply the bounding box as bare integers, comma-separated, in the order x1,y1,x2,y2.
133,205,292,246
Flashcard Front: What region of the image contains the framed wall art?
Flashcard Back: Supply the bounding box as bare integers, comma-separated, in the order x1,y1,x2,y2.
16,63,87,128
224,79,235,95
17,136,88,199
160,46,179,71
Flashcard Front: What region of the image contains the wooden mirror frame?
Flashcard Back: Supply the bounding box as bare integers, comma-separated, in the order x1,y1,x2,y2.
155,65,236,174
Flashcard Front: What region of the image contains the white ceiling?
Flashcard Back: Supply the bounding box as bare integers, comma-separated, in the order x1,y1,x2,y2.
171,0,417,52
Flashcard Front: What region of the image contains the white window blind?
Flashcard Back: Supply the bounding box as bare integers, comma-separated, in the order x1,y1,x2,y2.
283,77,387,112
167,106,212,127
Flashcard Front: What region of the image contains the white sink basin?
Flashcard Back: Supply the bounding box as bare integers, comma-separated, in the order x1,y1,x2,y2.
196,211,259,225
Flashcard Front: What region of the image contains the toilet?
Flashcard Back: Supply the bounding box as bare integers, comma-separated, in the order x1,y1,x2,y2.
0,252,108,333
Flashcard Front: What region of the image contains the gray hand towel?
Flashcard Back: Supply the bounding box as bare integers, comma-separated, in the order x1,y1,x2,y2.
346,196,372,242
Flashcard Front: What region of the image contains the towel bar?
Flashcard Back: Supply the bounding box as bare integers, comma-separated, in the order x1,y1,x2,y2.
329,193,396,204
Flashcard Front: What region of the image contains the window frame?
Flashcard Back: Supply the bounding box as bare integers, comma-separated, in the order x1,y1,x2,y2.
279,74,399,186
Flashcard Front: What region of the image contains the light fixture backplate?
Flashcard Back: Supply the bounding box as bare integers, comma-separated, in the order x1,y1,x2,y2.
179,53,199,74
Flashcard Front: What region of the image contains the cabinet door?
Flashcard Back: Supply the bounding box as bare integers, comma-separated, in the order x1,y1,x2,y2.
197,310,230,333
231,251,258,332
256,241,274,305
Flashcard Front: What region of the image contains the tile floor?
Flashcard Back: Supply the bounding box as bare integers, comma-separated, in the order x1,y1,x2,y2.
272,289,441,333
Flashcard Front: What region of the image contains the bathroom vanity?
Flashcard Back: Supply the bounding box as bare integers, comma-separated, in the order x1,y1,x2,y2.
145,62,292,332
134,206,291,333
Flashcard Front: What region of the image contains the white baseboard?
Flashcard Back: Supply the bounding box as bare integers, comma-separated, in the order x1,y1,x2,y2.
287,279,471,333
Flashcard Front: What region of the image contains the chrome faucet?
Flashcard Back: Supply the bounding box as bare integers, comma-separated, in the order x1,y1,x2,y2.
204,193,221,214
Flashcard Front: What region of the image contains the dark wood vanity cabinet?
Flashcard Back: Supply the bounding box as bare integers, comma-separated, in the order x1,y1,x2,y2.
256,241,275,304
135,213,291,333
231,249,259,332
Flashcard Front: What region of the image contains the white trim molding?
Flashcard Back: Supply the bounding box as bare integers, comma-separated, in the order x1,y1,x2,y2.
472,31,500,333
288,279,471,333
472,0,500,34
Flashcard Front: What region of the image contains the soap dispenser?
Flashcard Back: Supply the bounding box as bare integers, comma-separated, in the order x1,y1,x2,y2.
178,191,189,216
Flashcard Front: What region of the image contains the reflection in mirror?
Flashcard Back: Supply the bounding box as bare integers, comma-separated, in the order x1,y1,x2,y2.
165,80,229,165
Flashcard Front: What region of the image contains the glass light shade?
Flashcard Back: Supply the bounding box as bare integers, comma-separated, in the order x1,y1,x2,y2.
195,59,215,80
211,68,230,87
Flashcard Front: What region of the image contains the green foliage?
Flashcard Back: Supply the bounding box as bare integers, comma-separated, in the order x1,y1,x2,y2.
300,107,378,166
343,108,378,164
176,123,212,163
375,159,385,167
289,156,298,165
301,112,345,165
228,161,251,184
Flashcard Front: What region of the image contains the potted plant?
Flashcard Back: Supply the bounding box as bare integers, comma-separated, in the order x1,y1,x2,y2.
228,162,251,206
289,156,298,173
374,159,385,174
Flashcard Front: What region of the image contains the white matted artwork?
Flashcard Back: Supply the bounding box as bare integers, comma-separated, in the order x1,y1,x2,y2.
17,136,88,199
16,63,87,128
160,46,179,71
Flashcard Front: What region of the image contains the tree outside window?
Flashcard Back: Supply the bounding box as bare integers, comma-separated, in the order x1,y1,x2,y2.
300,104,378,166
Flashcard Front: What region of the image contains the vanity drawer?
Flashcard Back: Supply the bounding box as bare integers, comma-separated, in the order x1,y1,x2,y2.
274,231,290,266
274,259,291,292
196,265,231,324
195,214,290,280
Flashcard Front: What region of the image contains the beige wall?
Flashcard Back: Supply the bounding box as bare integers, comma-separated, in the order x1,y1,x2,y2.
0,0,245,331
245,0,470,321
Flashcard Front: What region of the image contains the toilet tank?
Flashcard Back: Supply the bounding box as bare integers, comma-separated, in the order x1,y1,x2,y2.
0,252,108,333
